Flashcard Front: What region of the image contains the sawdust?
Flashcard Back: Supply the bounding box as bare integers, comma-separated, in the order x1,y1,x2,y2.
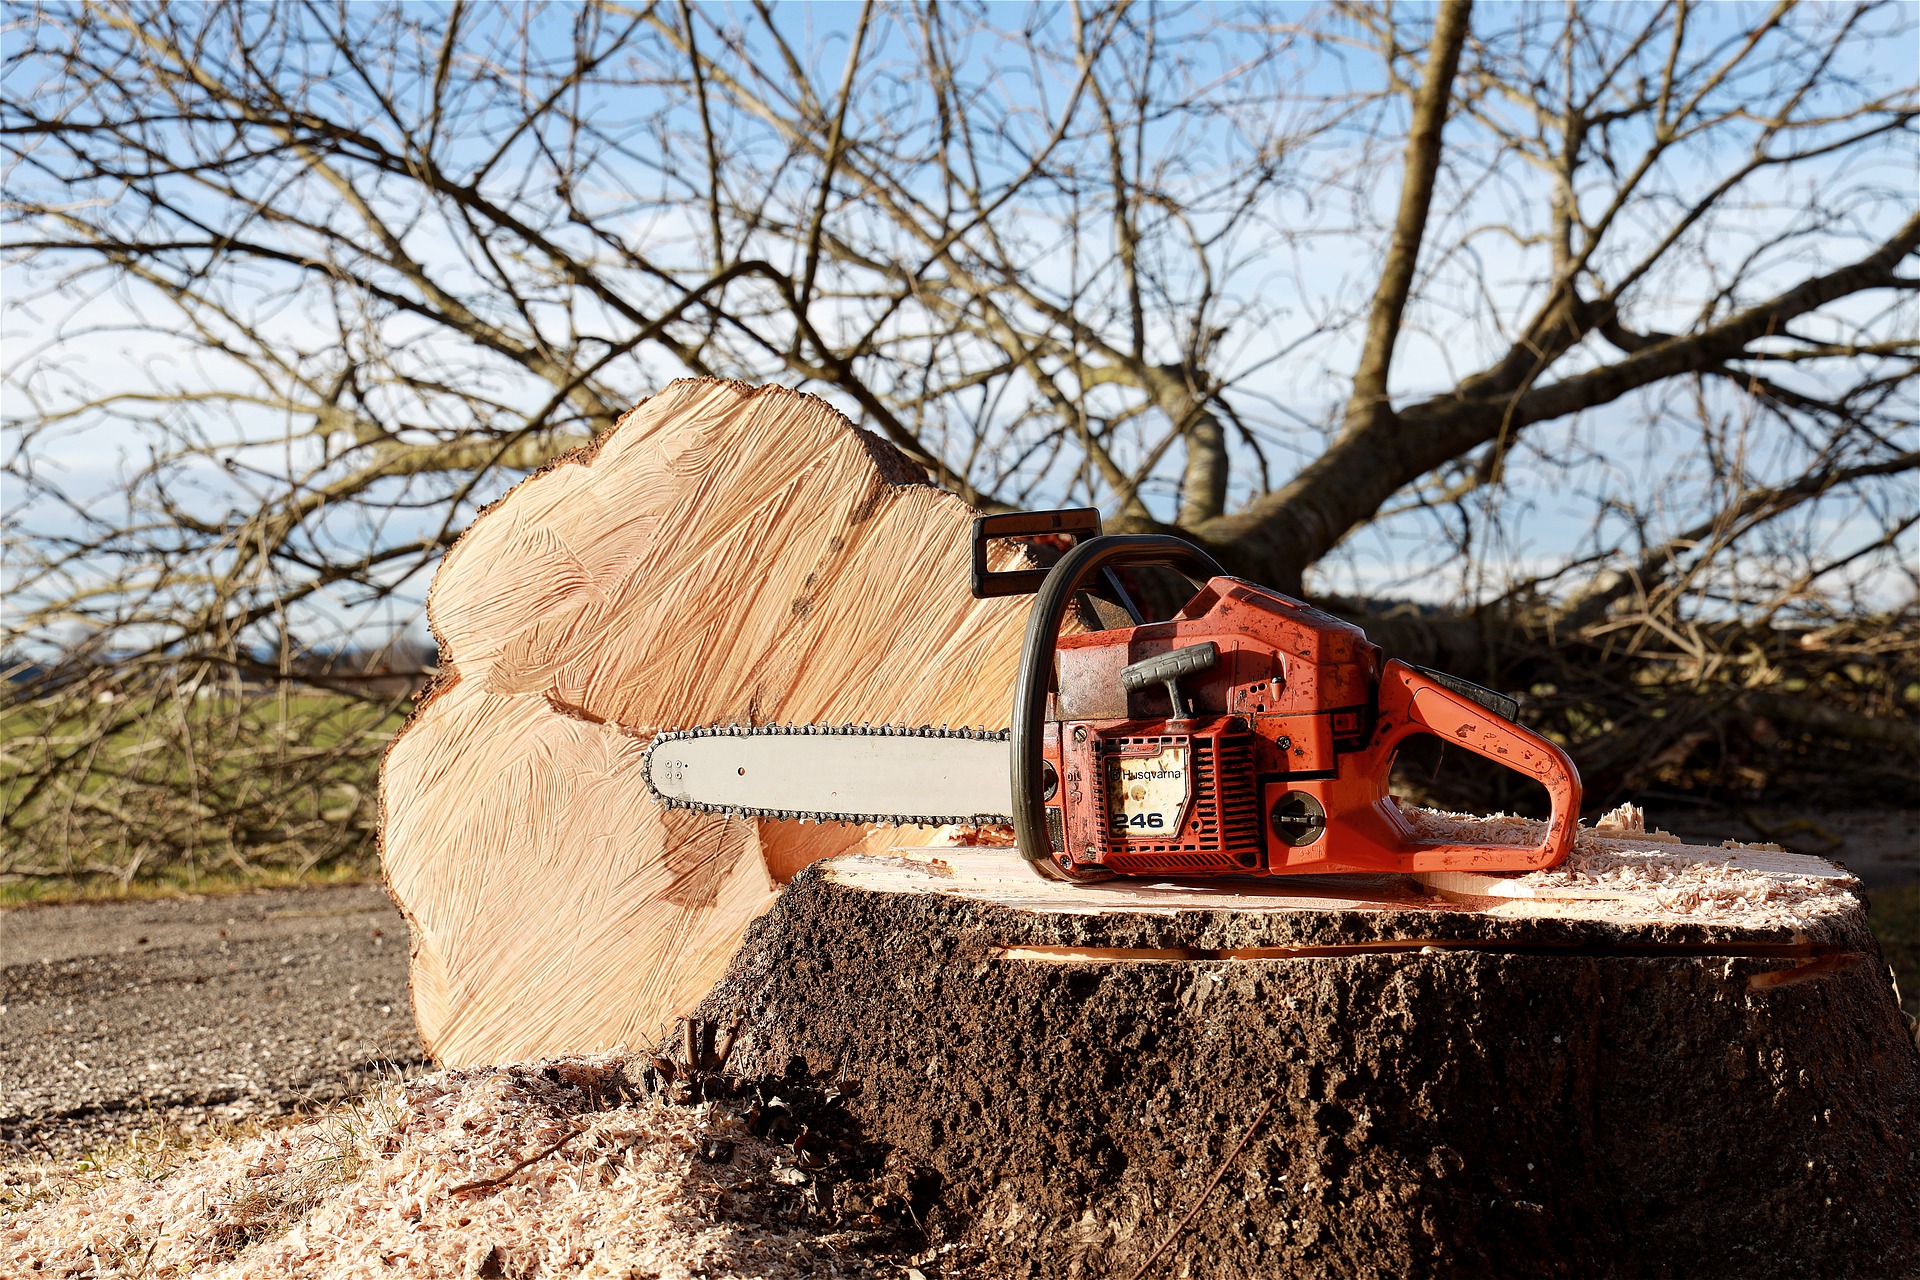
920,806,1860,932
1398,800,1860,929
1,1054,905,1279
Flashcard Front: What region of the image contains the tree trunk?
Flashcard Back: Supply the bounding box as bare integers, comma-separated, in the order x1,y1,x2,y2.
692,841,1918,1280
379,379,1051,1066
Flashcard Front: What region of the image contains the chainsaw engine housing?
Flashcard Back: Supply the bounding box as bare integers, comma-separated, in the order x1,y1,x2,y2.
991,521,1579,881
1041,575,1399,876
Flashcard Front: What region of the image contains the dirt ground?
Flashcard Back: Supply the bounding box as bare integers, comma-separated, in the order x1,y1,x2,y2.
2,808,1914,1165
0,884,421,1160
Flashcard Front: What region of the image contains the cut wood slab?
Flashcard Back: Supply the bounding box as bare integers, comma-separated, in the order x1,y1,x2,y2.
380,379,1060,1066
693,846,1920,1280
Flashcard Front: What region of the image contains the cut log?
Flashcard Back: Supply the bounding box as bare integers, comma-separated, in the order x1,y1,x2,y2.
693,836,1920,1279
380,379,1060,1066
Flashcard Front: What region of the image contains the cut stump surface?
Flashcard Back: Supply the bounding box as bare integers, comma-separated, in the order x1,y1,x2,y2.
695,842,1920,1280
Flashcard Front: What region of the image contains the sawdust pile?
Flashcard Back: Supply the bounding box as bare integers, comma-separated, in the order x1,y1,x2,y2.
2,1054,914,1279
1400,801,1859,927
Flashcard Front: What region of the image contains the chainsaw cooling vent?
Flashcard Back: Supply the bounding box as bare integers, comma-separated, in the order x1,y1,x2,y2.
1093,729,1263,874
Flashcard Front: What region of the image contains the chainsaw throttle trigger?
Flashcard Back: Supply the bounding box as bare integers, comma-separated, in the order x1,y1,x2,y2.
1120,641,1218,719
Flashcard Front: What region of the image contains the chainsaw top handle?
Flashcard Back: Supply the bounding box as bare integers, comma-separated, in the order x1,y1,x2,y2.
1010,534,1226,877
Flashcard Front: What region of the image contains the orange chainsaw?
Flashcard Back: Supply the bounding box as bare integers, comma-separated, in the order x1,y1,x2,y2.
644,509,1582,881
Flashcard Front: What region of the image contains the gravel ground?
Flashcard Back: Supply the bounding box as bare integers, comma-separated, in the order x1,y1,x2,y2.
0,884,422,1160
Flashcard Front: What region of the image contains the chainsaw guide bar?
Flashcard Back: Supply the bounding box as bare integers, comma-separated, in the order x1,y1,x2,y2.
642,723,1013,827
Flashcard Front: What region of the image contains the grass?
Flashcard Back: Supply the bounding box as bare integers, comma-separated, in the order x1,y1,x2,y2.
2,683,402,892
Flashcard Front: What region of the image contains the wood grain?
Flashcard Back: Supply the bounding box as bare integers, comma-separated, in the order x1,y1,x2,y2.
381,379,1049,1065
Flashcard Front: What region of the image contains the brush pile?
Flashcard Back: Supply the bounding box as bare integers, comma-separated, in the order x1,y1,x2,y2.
2,1050,930,1279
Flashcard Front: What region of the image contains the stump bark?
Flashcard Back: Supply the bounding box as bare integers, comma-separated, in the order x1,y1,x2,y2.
693,846,1920,1280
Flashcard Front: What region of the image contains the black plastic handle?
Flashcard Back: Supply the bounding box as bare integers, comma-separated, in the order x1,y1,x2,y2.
970,507,1103,599
1011,534,1227,878
1119,641,1219,692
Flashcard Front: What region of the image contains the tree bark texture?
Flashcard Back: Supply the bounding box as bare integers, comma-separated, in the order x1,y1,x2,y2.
694,851,1920,1280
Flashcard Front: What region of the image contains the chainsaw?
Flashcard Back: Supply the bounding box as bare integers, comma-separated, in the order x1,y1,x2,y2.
644,509,1582,882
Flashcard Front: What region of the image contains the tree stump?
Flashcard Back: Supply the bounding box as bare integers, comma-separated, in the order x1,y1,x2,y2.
380,376,1917,1275
692,836,1920,1280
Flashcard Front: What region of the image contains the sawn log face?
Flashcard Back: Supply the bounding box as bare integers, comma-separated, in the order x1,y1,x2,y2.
693,856,1920,1280
380,378,1057,1065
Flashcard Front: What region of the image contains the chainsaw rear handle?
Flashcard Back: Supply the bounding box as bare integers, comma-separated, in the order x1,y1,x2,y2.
1012,534,1226,877
1371,660,1582,870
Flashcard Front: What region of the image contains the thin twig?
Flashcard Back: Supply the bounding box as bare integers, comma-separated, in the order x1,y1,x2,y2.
446,1125,586,1196
711,1020,741,1073
1119,1099,1274,1280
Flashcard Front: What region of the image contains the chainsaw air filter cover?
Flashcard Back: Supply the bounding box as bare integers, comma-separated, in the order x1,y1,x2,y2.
1069,720,1263,874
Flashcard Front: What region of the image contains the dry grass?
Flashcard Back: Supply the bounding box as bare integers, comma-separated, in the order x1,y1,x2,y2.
0,861,369,909
1,682,404,897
